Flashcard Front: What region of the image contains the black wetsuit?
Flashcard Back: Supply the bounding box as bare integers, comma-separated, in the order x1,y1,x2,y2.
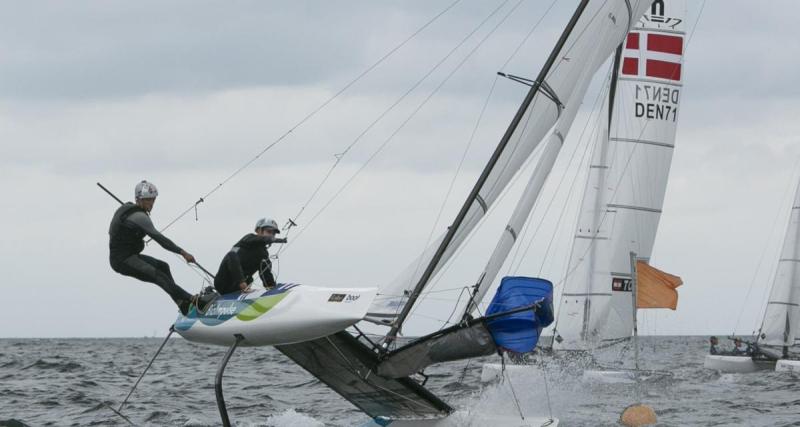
213,234,277,294
108,203,193,306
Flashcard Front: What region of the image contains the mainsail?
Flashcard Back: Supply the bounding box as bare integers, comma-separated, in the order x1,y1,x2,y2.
758,178,800,352
367,0,655,332
553,0,687,350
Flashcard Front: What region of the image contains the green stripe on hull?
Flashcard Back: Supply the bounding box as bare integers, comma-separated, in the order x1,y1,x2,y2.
236,293,289,321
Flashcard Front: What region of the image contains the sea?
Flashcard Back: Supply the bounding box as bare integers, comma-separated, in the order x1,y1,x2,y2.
1,336,798,426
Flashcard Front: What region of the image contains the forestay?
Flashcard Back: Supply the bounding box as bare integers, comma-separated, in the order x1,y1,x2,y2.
758,177,800,350
553,0,687,350
367,0,655,328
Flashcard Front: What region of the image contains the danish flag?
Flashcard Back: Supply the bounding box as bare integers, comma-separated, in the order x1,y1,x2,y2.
621,31,684,81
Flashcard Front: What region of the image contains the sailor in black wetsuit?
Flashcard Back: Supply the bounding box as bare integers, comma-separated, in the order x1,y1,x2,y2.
214,218,282,295
108,180,202,315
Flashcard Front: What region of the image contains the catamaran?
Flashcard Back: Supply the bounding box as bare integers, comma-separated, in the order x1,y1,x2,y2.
704,174,800,374
109,1,665,426
482,0,687,384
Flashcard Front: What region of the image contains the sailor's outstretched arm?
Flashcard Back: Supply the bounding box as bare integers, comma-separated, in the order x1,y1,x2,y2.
127,211,183,254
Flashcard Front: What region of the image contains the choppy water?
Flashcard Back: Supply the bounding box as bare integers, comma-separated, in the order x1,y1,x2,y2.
0,336,798,426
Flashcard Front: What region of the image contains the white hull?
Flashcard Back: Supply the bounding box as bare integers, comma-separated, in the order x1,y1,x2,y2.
361,413,558,427
775,359,800,372
480,362,668,385
174,284,377,347
702,355,773,373
582,369,635,383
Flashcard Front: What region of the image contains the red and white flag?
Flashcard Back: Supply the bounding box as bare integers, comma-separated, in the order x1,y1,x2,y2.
621,31,683,81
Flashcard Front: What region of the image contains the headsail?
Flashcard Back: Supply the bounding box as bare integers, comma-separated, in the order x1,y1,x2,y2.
554,0,687,350
758,178,800,350
368,0,655,332
464,65,600,316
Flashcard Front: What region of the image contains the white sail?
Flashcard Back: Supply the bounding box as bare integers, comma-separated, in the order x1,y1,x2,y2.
554,0,687,350
759,179,800,348
367,0,656,326
466,66,601,315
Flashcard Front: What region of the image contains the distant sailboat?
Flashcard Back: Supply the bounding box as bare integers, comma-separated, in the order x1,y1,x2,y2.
704,175,800,373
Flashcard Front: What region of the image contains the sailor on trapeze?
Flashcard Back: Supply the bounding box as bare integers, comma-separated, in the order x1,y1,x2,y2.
108,180,213,315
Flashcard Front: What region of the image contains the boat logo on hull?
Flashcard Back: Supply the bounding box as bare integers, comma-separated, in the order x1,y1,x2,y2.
328,293,361,303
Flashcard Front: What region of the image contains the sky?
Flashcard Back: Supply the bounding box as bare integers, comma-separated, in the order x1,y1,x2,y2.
1,0,799,338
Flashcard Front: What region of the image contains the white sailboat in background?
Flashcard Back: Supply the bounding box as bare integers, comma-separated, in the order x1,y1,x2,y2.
551,0,687,360
705,174,800,373
481,0,687,384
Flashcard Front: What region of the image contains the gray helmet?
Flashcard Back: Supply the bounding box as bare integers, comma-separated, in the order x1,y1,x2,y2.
255,218,280,233
135,180,159,200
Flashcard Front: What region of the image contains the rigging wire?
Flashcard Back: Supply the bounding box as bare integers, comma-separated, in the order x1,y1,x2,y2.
292,0,561,264
539,352,555,421
282,0,520,253
503,360,527,421
279,0,511,247
156,0,464,235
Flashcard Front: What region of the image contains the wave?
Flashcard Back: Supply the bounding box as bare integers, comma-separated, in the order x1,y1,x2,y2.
20,359,84,373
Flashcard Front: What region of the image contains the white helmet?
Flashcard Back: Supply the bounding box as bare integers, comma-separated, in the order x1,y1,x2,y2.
255,218,280,233
135,180,159,200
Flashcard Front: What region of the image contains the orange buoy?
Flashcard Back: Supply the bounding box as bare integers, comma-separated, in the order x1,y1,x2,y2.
620,404,657,426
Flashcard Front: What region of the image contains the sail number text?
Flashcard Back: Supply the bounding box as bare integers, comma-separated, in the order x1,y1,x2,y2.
634,84,679,122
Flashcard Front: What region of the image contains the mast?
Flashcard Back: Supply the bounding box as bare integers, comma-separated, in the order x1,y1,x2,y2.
630,251,640,371
607,44,624,129
386,0,591,340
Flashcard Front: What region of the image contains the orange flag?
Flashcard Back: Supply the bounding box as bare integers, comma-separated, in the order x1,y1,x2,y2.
636,260,682,310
